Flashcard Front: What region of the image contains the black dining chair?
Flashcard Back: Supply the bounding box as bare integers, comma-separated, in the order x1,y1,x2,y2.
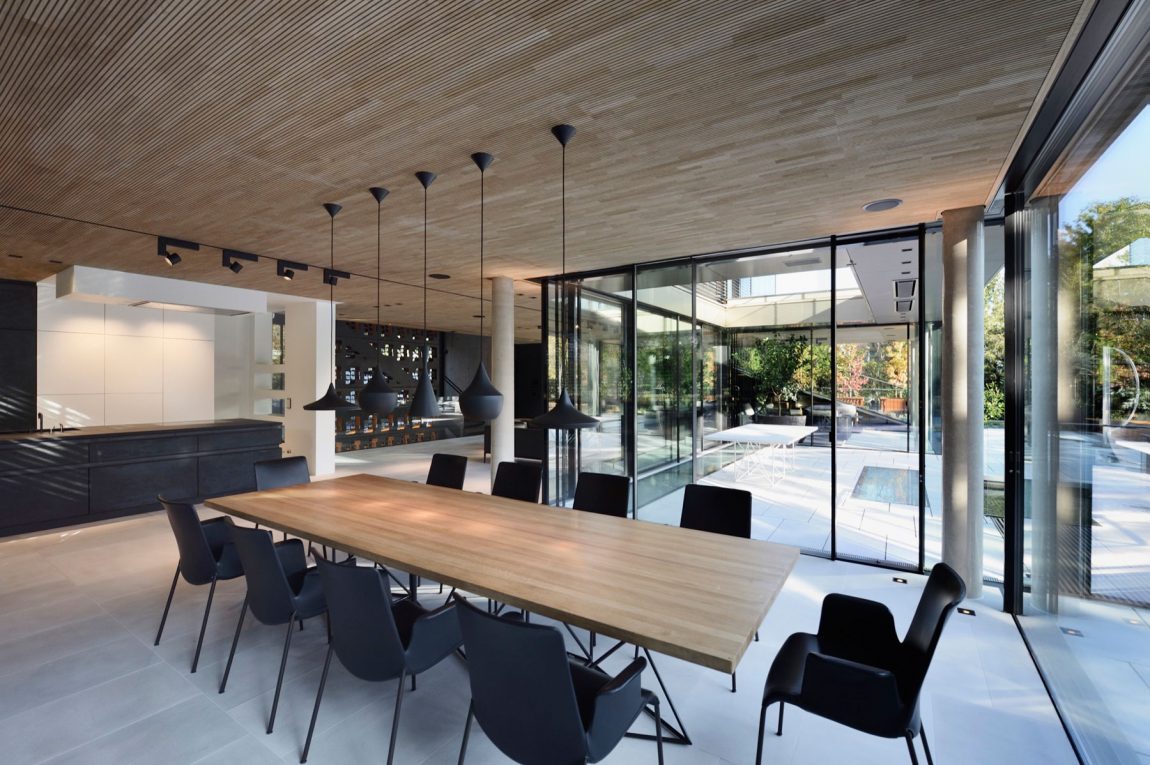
453,595,663,764
426,452,468,490
572,472,630,517
300,557,463,764
219,526,328,734
680,483,753,692
254,455,311,540
756,563,966,765
153,497,245,673
491,460,543,503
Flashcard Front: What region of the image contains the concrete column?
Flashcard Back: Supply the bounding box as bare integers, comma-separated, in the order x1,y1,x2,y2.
941,206,985,597
490,276,515,486
284,300,336,476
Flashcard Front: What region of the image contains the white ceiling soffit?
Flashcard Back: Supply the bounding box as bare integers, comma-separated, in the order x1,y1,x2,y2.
54,265,268,316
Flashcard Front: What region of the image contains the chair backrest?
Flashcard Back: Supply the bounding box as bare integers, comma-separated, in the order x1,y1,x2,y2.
254,456,311,491
159,496,219,586
454,596,587,764
572,472,630,517
680,483,752,539
315,556,407,681
229,526,298,625
491,460,543,503
426,453,468,490
900,562,966,699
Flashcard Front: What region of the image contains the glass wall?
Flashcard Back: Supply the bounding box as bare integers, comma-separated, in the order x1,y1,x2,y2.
1016,14,1150,761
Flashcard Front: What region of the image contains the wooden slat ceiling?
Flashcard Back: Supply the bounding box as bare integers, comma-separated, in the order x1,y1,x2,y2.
0,0,1084,340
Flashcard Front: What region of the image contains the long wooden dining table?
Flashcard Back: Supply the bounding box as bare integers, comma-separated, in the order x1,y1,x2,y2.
206,473,798,740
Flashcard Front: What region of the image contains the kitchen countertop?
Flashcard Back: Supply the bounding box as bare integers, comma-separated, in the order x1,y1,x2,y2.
0,418,279,444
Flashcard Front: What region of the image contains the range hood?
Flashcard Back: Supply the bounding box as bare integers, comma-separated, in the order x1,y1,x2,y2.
55,266,267,316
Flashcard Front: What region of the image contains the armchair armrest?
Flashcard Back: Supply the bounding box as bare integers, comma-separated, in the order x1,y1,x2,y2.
406,600,463,674
800,652,904,736
587,657,647,760
817,593,900,667
273,537,307,578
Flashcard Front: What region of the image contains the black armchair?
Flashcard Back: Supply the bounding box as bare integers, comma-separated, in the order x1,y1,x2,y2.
254,456,311,542
219,526,328,735
756,563,966,765
153,497,245,673
572,471,630,517
491,460,543,503
301,556,462,764
453,594,663,764
680,483,753,691
426,452,468,489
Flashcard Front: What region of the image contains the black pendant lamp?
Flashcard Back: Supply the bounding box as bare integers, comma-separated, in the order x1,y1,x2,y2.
459,152,504,422
359,186,399,415
304,203,356,411
531,124,598,429
408,171,440,421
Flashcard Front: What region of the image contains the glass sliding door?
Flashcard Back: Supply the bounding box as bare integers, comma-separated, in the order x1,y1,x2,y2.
695,246,834,551
634,264,694,522
833,236,924,567
1015,18,1150,761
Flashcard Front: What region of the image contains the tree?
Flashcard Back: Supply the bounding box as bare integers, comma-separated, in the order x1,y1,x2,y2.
836,344,867,398
733,335,805,413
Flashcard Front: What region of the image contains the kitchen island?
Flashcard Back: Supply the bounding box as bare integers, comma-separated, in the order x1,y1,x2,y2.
0,419,282,536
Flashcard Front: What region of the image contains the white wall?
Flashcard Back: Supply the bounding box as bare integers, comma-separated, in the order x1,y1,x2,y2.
214,312,274,419
36,283,216,427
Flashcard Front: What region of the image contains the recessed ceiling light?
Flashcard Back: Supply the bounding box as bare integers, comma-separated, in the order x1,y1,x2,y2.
901,247,913,252
48,259,63,264
901,271,911,275
863,198,902,213
7,253,23,259
473,314,484,319
429,273,450,280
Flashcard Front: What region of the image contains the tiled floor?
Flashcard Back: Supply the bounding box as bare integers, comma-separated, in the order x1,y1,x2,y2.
0,436,1078,764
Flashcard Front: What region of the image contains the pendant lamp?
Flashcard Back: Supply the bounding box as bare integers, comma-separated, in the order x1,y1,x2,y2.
304,203,356,411
359,186,399,415
408,171,440,421
531,124,598,429
458,152,504,422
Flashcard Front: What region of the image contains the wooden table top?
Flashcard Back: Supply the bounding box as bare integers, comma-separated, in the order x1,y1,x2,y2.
206,473,799,673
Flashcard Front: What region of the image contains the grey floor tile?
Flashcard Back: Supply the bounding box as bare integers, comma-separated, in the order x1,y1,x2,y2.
0,593,106,645
0,662,198,764
0,613,131,673
40,696,246,765
187,734,283,765
0,635,159,721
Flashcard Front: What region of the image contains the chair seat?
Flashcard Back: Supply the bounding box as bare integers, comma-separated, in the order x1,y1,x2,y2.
763,631,819,703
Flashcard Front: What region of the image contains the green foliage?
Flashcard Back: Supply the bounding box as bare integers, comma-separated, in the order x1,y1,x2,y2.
985,385,1005,422
733,335,805,412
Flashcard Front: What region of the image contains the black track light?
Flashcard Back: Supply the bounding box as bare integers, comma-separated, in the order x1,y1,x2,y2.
276,260,307,280
222,249,257,274
157,236,198,267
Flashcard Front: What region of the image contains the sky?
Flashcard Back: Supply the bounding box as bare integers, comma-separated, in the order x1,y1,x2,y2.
1058,103,1150,225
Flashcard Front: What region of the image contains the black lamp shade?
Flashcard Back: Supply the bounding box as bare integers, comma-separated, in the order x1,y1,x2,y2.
409,368,440,420
529,389,598,429
303,382,355,411
359,371,398,415
459,361,503,422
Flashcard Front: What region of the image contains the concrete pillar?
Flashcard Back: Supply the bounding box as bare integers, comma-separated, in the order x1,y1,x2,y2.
490,276,515,486
941,206,985,597
284,300,336,476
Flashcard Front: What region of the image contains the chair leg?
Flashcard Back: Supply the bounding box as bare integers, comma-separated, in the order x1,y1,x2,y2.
756,703,768,765
386,671,407,765
653,697,664,765
920,724,934,765
777,702,784,735
267,616,297,734
905,731,921,765
219,594,249,693
731,671,736,693
154,564,180,646
301,645,334,763
457,701,474,765
755,630,760,642
190,577,217,673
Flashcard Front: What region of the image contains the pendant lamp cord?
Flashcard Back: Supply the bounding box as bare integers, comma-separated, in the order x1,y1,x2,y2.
479,166,485,355
559,138,567,393
376,201,383,373
423,183,428,367
329,213,335,372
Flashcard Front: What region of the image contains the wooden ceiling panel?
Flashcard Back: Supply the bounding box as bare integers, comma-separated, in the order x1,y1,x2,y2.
0,0,1084,339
